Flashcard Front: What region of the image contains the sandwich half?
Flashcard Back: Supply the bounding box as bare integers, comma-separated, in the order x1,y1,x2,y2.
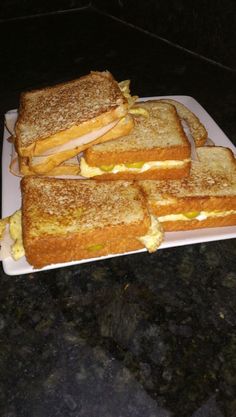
80,100,201,180
14,71,134,174
139,146,236,231
13,177,163,268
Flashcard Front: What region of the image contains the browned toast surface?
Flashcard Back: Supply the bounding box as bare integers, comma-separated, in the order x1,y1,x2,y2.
158,99,208,146
84,100,190,166
15,71,128,150
21,177,151,267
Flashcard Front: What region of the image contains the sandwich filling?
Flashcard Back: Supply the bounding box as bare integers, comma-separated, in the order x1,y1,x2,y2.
138,215,163,252
158,210,236,222
0,210,24,261
80,157,190,177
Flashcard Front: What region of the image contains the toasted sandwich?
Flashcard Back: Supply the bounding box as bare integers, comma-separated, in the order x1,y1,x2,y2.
80,100,207,180
139,146,236,231
0,178,163,268
14,71,134,174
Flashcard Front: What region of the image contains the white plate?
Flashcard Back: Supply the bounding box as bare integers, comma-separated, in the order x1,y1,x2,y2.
2,96,236,276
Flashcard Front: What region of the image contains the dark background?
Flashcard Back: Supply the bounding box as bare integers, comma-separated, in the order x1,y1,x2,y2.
1,0,236,70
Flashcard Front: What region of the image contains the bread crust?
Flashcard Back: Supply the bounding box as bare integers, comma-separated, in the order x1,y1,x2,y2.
162,214,236,231
85,145,190,166
148,196,236,216
84,101,191,166
24,236,144,269
91,163,190,180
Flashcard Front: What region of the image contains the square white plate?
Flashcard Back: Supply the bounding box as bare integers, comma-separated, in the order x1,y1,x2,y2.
2,96,236,275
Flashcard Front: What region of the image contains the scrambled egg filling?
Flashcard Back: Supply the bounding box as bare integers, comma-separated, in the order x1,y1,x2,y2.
9,210,25,260
119,80,149,117
0,210,25,260
158,210,236,222
119,80,138,109
138,215,163,252
0,217,9,240
80,158,190,177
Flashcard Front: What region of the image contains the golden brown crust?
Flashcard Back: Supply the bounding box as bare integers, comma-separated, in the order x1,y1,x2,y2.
24,236,144,269
91,163,191,180
162,214,236,231
148,196,236,216
84,101,191,166
85,145,190,166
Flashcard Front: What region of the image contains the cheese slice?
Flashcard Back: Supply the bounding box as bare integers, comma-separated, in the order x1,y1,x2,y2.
80,157,190,178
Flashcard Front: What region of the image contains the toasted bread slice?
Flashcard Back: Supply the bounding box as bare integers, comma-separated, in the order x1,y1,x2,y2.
139,146,236,231
158,99,207,146
15,71,129,157
21,178,163,268
80,100,191,180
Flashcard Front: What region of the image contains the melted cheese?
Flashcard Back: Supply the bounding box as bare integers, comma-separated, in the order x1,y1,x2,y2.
158,210,236,222
80,158,190,177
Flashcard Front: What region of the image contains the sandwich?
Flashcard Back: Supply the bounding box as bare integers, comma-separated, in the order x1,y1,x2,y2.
0,178,163,269
80,100,207,180
14,71,135,175
139,146,236,231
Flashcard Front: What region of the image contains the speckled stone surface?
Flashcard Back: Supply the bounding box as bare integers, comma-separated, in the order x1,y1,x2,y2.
0,8,236,417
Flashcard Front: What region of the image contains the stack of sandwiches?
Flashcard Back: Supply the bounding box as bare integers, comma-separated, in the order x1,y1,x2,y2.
1,69,236,271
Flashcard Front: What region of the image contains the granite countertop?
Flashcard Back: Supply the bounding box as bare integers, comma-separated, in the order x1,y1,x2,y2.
0,7,236,417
